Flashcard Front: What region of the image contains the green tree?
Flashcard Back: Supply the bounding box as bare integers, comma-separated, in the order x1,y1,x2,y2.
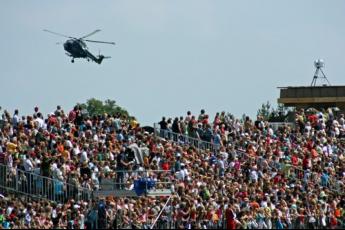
77,98,130,118
257,101,291,122
257,101,272,120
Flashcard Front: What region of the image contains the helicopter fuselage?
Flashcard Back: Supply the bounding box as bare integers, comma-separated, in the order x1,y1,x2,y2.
63,39,105,63
63,39,88,58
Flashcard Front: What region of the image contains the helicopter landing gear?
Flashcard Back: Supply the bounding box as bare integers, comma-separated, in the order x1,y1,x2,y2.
87,58,90,62
71,59,74,63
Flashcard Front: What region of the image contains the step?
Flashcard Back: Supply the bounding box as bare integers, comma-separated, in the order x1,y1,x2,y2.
147,189,172,197
93,189,138,197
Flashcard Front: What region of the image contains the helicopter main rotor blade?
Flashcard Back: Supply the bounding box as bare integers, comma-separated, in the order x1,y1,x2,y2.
43,29,75,39
80,29,101,39
84,39,116,45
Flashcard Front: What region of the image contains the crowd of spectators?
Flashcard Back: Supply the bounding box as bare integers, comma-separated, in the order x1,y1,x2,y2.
0,105,169,228
0,105,344,229
157,108,345,229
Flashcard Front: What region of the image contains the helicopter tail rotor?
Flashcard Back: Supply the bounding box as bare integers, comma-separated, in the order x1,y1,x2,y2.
96,55,105,64
96,54,111,64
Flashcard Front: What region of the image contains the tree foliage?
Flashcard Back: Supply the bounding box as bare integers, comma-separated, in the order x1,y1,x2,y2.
257,101,291,122
77,98,130,118
257,101,272,120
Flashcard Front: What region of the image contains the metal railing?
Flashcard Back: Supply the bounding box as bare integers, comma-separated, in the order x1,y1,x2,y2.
268,122,295,131
0,164,93,203
154,123,219,152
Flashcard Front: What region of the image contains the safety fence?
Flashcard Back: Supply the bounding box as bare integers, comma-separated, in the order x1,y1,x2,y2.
268,122,296,131
154,123,220,152
0,164,92,204
153,122,295,151
0,163,173,201
0,164,174,229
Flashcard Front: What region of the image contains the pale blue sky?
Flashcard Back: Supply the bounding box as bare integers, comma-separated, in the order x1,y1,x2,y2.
1,0,345,125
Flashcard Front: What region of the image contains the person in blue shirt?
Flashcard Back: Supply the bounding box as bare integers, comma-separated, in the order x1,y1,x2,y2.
212,131,222,150
321,170,329,187
174,153,182,172
209,153,217,166
97,200,107,229
116,130,125,142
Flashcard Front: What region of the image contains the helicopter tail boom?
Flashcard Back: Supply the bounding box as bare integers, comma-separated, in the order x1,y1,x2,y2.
83,49,110,64
96,55,105,64
95,55,111,64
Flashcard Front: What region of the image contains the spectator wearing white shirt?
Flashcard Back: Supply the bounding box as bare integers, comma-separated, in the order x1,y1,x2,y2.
34,113,45,129
65,136,73,149
52,163,64,181
24,156,34,172
73,143,81,156
250,166,259,183
322,142,333,157
12,109,20,128
80,146,89,164
176,163,189,181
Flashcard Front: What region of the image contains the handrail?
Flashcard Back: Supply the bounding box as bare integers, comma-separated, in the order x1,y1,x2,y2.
154,123,219,151
0,163,93,203
268,122,296,130
16,168,92,192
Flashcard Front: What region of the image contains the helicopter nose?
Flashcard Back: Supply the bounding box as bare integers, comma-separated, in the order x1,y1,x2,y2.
63,42,71,50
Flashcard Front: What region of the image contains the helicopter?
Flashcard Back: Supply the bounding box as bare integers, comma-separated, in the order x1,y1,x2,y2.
43,29,115,64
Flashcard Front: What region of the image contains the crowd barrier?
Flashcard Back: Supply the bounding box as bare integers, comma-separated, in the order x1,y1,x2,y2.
268,122,296,131
0,164,93,204
153,123,220,152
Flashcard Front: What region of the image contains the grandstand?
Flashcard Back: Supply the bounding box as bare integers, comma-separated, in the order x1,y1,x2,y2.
0,106,344,229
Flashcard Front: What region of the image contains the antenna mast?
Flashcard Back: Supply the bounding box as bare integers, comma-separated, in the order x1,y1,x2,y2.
311,59,331,86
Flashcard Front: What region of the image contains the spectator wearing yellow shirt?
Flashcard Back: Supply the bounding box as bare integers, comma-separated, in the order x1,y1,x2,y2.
61,146,71,161
6,142,17,153
130,118,139,129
